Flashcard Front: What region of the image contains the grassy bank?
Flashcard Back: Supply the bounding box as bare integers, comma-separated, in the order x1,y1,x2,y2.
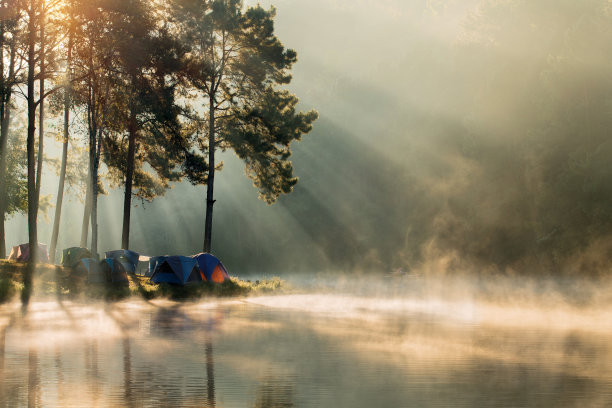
0,260,287,303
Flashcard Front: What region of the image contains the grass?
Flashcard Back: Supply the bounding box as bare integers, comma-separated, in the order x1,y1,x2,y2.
0,260,288,303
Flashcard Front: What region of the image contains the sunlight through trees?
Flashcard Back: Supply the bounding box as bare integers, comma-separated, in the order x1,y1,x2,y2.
0,0,317,271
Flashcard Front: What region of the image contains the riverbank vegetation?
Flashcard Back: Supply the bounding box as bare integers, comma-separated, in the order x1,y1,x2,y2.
0,260,287,303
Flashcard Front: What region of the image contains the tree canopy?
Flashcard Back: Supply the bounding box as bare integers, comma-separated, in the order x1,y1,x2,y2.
0,0,317,270
172,0,318,251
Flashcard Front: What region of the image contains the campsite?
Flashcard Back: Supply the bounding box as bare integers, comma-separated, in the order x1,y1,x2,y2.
3,0,612,406
0,245,284,302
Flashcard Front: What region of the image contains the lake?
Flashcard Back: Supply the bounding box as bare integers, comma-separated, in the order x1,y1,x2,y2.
1,279,612,407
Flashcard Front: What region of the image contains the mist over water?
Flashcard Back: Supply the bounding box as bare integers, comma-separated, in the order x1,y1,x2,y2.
2,273,612,407
4,0,612,406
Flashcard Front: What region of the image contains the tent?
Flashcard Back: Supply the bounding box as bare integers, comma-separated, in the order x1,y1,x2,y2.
74,258,107,284
105,249,139,274
192,253,230,283
150,256,203,285
100,258,129,284
61,247,92,267
8,243,49,262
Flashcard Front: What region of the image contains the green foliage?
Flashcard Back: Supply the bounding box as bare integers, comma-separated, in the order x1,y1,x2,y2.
224,88,318,203
4,130,27,217
96,0,193,202
173,0,318,201
1,0,317,259
143,276,289,299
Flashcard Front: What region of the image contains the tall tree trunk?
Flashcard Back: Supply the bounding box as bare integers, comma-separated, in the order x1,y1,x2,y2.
25,0,38,304
0,215,4,260
89,138,98,256
90,127,101,258
34,2,44,212
0,98,11,260
0,0,6,260
90,178,98,257
48,110,68,263
88,71,109,258
121,108,137,250
80,165,92,248
0,0,15,259
203,94,215,253
49,29,72,263
87,76,98,257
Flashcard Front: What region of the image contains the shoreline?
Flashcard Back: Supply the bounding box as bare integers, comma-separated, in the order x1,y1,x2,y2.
0,260,287,303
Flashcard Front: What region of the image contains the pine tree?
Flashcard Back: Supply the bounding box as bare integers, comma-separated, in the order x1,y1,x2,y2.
69,0,120,257
172,0,317,252
102,0,192,250
0,0,23,258
48,5,74,263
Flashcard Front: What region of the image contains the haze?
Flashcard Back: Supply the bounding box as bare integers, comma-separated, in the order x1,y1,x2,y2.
6,0,610,277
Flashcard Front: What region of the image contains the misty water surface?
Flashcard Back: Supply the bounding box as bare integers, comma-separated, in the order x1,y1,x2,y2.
2,275,612,407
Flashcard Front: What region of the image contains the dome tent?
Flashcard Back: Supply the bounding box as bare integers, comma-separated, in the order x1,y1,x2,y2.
150,256,203,286
75,258,107,284
100,258,130,284
105,249,139,274
192,253,230,283
8,243,49,262
61,247,92,267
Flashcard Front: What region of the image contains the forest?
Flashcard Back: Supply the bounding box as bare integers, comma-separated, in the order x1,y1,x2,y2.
0,0,317,273
2,0,612,278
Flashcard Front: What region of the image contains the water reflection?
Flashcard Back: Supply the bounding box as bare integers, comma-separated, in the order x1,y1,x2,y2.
253,376,295,408
206,337,216,408
54,346,65,407
0,296,610,407
27,346,39,408
123,337,132,408
0,325,6,404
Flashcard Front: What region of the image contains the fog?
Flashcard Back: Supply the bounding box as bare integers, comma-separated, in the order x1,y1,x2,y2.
6,0,612,276
3,280,612,406
5,2,612,406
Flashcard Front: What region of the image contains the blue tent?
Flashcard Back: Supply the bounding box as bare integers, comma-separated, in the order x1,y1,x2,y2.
61,247,92,267
105,249,139,274
76,258,107,284
101,258,129,283
150,256,203,285
192,253,230,283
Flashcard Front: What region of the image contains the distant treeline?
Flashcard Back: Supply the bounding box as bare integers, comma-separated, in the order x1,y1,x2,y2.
348,0,612,276
412,0,612,276
192,0,612,276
